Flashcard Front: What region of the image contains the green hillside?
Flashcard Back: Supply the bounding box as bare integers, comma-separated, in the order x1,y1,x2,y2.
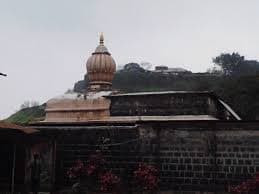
6,104,46,124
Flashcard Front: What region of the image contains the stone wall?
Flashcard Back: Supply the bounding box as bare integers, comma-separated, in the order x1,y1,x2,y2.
108,92,234,120
36,121,259,193
157,127,259,191
109,93,212,116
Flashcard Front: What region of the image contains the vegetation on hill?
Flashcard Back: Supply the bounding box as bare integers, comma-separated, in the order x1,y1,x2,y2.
6,52,259,124
75,53,259,120
6,104,46,124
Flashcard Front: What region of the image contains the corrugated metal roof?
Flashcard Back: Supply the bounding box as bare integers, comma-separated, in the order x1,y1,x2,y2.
37,115,218,125
107,115,218,121
0,121,38,134
107,91,212,97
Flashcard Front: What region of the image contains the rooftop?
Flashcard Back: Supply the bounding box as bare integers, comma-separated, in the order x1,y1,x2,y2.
0,121,38,134
107,91,214,97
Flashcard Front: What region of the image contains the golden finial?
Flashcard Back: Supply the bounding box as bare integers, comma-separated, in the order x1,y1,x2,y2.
100,32,104,45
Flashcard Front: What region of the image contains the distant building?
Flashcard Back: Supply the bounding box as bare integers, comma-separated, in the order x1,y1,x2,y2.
155,65,168,71
154,65,191,75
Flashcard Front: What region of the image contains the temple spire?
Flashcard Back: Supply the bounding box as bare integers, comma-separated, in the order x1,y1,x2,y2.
100,32,104,45
86,33,116,91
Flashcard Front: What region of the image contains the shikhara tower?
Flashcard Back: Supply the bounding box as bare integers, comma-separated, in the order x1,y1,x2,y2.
44,34,116,122
86,33,116,91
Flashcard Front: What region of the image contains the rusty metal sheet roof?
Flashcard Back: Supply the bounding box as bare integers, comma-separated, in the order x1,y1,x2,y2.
37,115,218,125
107,91,212,97
106,115,218,121
0,121,38,134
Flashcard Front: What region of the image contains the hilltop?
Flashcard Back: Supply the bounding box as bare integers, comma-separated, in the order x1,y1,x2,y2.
6,104,46,124
6,52,259,124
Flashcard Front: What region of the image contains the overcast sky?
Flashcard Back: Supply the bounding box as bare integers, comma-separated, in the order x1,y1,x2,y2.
1,0,259,119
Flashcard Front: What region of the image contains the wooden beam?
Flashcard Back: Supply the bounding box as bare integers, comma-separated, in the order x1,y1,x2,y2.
11,144,16,194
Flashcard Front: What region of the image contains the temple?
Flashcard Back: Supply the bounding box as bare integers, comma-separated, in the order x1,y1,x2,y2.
26,35,259,194
44,34,116,122
44,34,240,123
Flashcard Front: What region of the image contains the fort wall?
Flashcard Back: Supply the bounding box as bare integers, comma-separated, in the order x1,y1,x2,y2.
38,121,259,193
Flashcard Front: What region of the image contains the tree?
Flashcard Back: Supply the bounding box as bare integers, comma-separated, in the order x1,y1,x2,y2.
123,63,146,72
140,61,153,70
213,52,259,76
213,52,244,76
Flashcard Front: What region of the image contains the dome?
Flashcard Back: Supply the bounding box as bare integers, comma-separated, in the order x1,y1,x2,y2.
86,33,116,91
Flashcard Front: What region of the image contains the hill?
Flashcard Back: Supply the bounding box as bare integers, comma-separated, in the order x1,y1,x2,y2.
6,58,259,124
75,63,259,120
6,104,46,124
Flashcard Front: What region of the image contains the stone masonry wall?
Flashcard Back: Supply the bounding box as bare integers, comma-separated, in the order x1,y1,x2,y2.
109,93,236,120
157,128,259,191
46,122,259,193
110,93,212,116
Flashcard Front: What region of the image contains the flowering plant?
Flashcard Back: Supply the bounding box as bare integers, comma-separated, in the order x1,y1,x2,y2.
86,152,105,176
134,163,159,191
67,159,86,179
67,160,88,194
100,171,120,192
230,173,259,194
67,152,120,193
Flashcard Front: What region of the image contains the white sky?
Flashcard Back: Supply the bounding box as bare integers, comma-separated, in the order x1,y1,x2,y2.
1,0,259,119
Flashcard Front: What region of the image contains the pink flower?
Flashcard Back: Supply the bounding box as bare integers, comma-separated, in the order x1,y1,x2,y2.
86,164,96,176
66,160,86,179
230,173,259,194
133,163,159,191
99,171,120,192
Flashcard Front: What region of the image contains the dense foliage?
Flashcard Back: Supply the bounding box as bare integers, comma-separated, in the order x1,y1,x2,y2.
67,152,120,193
67,153,159,193
230,173,259,194
6,104,46,124
134,163,159,191
213,52,259,76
